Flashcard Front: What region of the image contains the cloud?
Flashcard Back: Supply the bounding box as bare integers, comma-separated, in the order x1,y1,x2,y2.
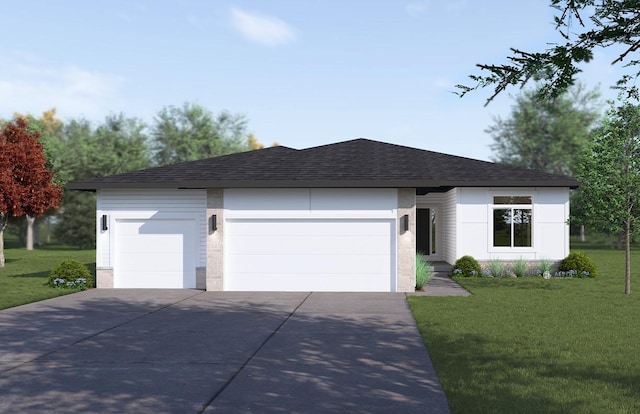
433,78,452,89
230,7,296,47
0,55,124,120
405,2,427,17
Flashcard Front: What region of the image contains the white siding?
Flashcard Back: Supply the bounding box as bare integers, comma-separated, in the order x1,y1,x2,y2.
96,189,207,268
442,188,458,264
454,187,570,261
417,189,457,264
457,188,490,260
224,188,397,218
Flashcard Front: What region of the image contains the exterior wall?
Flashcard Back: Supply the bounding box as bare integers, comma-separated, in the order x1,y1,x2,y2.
397,189,416,292
96,189,206,288
206,189,224,291
416,188,457,264
454,187,571,262
442,188,458,264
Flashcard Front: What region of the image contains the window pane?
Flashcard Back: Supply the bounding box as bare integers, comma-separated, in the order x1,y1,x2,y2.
494,196,532,205
513,209,532,247
493,209,511,247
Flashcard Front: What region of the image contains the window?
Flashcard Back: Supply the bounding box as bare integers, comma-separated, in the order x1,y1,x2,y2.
492,196,532,247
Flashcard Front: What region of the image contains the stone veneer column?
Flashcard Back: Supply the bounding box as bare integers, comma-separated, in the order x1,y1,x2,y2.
95,268,113,288
397,188,416,292
206,189,224,291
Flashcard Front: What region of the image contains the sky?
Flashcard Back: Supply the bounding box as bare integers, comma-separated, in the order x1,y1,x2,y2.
0,1,626,161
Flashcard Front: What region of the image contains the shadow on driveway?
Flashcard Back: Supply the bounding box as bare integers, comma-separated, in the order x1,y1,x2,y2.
0,290,449,413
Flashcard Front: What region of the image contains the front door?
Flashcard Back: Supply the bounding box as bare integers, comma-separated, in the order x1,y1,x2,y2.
416,207,441,260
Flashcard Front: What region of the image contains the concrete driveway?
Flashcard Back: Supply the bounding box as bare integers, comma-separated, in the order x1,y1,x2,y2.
0,290,450,413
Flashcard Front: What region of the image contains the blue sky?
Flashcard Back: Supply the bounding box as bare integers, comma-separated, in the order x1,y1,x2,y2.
0,1,623,160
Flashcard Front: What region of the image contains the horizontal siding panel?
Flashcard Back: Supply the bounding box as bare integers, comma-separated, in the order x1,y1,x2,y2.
97,189,206,268
443,188,457,264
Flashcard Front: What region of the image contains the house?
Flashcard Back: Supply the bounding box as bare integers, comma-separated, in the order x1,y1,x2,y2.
67,138,578,292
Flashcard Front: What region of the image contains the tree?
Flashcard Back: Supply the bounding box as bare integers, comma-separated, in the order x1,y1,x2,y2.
488,84,601,175
248,134,279,150
53,115,151,248
18,109,64,250
0,118,63,266
457,1,640,104
151,102,249,165
247,134,264,150
576,100,640,294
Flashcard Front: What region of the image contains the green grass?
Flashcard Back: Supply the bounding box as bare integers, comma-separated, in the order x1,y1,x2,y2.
0,236,95,310
408,245,640,413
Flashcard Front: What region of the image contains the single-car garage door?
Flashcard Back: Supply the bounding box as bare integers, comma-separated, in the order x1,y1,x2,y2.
225,219,395,292
114,218,196,288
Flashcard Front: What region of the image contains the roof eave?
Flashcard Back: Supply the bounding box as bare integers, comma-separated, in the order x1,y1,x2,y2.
66,178,579,191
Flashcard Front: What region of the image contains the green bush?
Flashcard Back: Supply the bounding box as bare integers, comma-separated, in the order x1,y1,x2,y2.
487,259,505,278
416,254,434,290
513,257,529,277
537,258,554,276
452,255,482,277
48,259,93,290
559,251,597,278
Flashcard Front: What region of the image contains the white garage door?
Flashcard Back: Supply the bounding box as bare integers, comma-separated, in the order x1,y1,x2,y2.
225,219,395,292
114,218,196,288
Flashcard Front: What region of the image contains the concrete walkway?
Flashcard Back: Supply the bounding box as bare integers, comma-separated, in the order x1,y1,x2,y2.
0,290,450,413
410,273,472,297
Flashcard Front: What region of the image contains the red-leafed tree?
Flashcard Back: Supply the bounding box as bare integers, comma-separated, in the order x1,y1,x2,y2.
0,118,63,266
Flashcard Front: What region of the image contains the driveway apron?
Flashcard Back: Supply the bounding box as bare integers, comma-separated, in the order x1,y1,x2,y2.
0,290,449,413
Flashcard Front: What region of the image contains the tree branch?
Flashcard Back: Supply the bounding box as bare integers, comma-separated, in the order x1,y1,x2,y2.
612,40,640,65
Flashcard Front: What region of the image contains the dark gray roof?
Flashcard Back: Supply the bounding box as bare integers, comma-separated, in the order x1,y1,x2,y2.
67,138,579,191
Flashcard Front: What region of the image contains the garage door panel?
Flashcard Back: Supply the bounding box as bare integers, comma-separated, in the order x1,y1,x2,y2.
225,219,395,292
120,271,185,289
117,253,185,272
227,253,390,274
118,235,184,254
229,220,391,237
226,235,390,255
115,219,196,289
227,274,389,292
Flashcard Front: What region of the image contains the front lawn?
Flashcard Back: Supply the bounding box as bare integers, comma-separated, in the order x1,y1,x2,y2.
0,238,95,310
409,246,640,413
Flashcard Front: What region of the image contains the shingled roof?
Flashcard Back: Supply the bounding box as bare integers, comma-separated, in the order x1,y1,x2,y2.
67,138,579,191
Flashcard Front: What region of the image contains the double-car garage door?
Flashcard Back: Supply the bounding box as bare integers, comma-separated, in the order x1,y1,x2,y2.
225,218,394,291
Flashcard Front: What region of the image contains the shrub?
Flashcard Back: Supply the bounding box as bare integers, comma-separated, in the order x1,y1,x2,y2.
48,259,93,290
416,254,434,290
559,251,597,278
452,255,482,277
537,258,554,277
513,257,529,277
487,259,506,278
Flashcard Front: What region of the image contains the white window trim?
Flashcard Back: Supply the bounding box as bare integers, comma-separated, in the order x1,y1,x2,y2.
488,196,535,252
